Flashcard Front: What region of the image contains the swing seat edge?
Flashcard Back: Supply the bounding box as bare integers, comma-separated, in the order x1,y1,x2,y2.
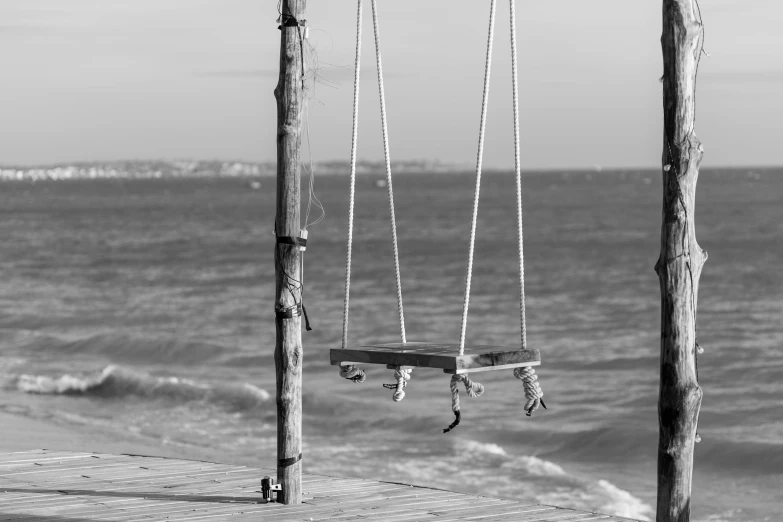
329,342,540,373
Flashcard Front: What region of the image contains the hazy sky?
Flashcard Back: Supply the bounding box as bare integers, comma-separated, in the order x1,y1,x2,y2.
0,0,781,168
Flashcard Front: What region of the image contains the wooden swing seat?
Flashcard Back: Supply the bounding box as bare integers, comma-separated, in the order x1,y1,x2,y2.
330,341,540,375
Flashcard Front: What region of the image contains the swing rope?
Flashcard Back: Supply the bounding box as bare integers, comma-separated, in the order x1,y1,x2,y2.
458,0,497,356
341,0,363,354
340,0,546,421
446,0,545,431
508,0,544,416
338,0,365,384
371,0,411,395
509,0,526,350
370,0,407,345
340,0,408,387
444,0,497,430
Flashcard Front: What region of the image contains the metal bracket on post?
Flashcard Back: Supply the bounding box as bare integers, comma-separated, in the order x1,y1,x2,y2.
261,476,283,502
298,229,308,251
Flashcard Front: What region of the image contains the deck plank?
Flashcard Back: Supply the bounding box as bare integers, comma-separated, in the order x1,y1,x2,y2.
2,460,237,480
0,450,639,521
315,498,515,522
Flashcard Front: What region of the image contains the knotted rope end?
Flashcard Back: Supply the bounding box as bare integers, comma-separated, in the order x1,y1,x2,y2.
386,366,411,402
339,364,366,384
443,410,461,433
515,366,546,417
444,374,483,433
468,381,485,398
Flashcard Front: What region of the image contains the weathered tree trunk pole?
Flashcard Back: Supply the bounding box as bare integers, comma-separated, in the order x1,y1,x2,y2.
655,1,706,520
273,0,306,505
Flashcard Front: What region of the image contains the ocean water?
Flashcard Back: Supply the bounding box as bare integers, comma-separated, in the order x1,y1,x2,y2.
0,170,781,521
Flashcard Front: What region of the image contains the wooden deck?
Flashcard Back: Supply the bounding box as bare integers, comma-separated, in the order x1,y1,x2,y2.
0,450,637,521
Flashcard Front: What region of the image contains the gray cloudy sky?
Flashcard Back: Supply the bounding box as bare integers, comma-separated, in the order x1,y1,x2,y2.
0,0,780,168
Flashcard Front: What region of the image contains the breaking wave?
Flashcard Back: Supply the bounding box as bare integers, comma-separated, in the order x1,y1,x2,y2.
460,440,653,521
14,365,271,411
456,439,567,477
351,438,654,522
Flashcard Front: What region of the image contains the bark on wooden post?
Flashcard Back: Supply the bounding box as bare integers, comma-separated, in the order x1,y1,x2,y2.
273,0,306,505
655,1,706,520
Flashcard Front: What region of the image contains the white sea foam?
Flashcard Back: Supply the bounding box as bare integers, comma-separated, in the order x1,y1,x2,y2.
694,509,745,522
503,455,567,477
0,357,26,373
442,440,651,520
318,437,649,521
456,439,508,457
538,478,652,521
456,439,566,477
17,365,114,394
14,365,272,411
596,479,654,521
242,383,271,401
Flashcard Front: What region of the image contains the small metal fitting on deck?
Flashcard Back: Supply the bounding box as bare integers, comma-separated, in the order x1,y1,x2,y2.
261,476,283,502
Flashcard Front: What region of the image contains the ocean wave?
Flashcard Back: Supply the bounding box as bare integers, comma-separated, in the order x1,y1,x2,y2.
537,479,653,521
461,440,654,521
14,365,271,412
456,441,652,520
328,437,653,521
596,480,653,520
456,439,567,477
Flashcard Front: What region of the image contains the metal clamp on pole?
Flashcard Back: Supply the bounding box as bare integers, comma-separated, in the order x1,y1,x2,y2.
275,302,302,320
261,476,283,502
275,233,307,251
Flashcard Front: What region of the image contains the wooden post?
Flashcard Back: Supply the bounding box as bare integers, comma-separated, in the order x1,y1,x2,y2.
655,1,706,520
273,0,306,505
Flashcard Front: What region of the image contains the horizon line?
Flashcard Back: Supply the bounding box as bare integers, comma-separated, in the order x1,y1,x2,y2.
1,158,781,172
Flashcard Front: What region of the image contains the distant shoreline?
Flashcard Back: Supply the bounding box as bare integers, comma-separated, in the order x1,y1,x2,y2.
0,160,776,181
0,159,468,181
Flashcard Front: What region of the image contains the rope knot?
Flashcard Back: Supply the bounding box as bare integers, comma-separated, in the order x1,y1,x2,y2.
513,366,546,416
462,375,484,398
444,373,484,433
339,365,366,383
384,366,411,402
